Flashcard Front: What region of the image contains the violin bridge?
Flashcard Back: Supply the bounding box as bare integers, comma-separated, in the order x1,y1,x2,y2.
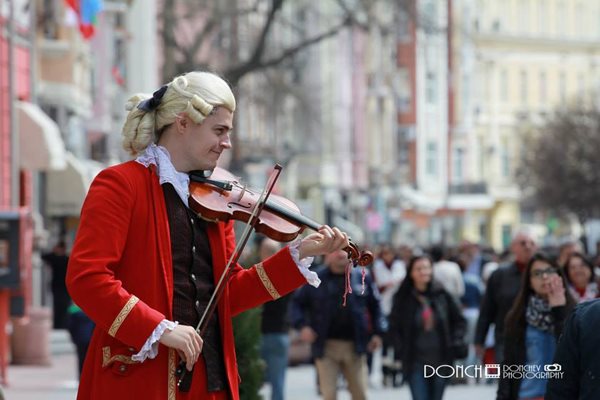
237,183,247,202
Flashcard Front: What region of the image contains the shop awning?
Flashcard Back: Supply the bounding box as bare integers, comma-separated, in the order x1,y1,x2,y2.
46,153,103,217
17,101,67,171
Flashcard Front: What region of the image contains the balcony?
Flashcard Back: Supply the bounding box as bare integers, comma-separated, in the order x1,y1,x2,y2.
448,182,488,195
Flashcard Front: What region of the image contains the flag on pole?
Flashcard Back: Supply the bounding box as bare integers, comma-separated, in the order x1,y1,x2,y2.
64,0,104,40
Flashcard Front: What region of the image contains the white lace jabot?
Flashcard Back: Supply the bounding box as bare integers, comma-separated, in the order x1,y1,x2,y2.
136,144,190,205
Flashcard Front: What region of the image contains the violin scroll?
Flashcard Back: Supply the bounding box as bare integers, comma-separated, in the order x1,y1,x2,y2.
345,241,373,266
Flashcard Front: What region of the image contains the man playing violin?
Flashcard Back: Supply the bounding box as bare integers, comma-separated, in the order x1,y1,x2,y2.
66,71,350,400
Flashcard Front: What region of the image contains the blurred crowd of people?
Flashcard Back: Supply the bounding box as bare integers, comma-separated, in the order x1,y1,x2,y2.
255,230,600,400
43,228,599,399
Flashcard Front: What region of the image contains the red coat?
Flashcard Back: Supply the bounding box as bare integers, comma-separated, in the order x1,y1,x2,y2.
66,161,306,400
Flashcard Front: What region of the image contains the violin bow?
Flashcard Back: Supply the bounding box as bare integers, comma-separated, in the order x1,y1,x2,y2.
177,164,283,391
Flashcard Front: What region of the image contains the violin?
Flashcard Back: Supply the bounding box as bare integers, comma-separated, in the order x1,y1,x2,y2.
188,167,373,266
177,165,373,392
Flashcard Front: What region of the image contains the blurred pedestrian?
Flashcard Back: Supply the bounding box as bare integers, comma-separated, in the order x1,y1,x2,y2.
371,244,405,387
430,245,464,302
291,250,385,400
388,254,467,400
563,252,598,303
475,229,537,364
67,302,95,378
556,239,583,269
545,298,600,399
498,253,574,400
258,237,291,400
454,254,483,383
459,241,492,280
41,240,70,329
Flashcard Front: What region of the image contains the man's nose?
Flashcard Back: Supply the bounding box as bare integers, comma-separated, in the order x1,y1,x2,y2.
220,134,232,148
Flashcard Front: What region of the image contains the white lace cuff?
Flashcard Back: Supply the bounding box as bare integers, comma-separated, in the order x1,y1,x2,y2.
288,238,320,288
131,319,179,362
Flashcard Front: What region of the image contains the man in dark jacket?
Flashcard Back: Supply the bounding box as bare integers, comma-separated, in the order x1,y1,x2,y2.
545,299,600,400
41,240,70,329
290,250,386,400
475,230,537,363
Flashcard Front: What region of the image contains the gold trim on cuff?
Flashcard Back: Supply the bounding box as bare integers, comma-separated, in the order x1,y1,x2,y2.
256,262,281,300
108,295,139,337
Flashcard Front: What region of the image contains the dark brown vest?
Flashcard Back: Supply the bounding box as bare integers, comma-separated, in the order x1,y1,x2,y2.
162,183,226,391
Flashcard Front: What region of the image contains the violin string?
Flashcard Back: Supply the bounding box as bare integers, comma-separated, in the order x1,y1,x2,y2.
195,178,271,333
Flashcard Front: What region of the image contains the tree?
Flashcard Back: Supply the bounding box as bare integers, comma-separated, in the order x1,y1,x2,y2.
159,0,416,86
159,0,416,169
516,104,600,224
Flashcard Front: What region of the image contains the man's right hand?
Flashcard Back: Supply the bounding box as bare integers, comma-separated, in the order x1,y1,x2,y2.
159,325,203,371
299,326,317,344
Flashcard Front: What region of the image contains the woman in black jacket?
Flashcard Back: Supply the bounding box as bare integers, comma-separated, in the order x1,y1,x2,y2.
388,254,467,400
497,253,575,400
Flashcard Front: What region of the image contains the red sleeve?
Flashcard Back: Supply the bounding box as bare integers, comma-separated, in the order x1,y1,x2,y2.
66,167,164,349
222,222,307,316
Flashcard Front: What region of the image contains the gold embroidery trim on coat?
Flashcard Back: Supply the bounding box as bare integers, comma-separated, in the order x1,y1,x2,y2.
256,263,281,300
108,295,139,337
168,348,176,400
101,347,139,368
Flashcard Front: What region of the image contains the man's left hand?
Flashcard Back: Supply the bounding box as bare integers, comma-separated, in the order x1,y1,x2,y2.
367,335,382,352
298,225,349,259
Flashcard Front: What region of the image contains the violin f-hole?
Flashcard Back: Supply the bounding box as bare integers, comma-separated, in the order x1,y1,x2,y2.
228,201,252,210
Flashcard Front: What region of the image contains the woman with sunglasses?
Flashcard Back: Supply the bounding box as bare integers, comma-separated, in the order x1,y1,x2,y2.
497,253,575,400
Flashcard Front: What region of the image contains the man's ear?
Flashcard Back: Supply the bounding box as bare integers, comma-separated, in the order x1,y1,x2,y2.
174,113,188,133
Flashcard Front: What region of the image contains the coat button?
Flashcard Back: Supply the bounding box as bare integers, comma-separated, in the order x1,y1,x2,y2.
195,300,200,308
190,218,194,224
191,273,196,282
119,365,127,373
192,245,196,253
128,347,135,352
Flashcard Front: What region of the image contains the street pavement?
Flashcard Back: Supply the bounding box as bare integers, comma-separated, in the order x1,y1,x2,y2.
1,330,497,399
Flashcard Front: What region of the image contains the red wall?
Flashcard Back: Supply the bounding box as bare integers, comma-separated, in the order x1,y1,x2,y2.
0,25,31,208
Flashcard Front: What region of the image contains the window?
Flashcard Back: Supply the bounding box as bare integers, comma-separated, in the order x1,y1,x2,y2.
426,142,437,176
501,140,510,178
453,148,464,182
539,71,547,106
538,0,546,34
576,2,584,38
492,19,501,32
520,2,529,34
426,71,437,103
557,1,566,36
502,225,512,249
396,7,411,40
500,69,509,102
397,126,414,163
520,70,528,105
396,69,412,112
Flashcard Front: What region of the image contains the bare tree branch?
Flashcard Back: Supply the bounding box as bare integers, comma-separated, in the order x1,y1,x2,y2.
245,0,286,67
225,5,353,86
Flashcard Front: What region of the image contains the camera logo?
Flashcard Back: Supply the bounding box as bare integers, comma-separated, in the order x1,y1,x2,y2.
485,364,500,378
544,363,562,372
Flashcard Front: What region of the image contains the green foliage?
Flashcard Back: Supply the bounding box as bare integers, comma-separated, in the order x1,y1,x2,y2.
233,307,265,400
